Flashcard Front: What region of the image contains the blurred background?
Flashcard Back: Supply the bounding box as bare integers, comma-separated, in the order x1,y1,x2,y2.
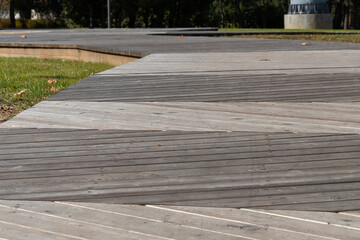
0,0,358,29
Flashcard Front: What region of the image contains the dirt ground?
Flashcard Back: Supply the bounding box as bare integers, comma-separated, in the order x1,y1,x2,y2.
0,104,15,123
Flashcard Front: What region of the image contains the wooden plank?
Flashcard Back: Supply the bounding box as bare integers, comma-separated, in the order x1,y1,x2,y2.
2,171,360,209
0,132,346,150
0,200,248,240
0,222,72,240
156,205,360,240
102,51,360,77
0,206,146,240
2,132,360,155
0,158,359,182
258,199,360,212
1,200,346,240
157,190,360,209
340,211,360,217
0,154,358,174
5,101,360,133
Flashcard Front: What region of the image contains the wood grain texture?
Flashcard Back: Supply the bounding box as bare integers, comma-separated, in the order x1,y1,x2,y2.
1,200,360,240
48,73,360,102
1,29,360,239
1,29,360,55
100,51,360,75
4,101,360,133
0,129,359,211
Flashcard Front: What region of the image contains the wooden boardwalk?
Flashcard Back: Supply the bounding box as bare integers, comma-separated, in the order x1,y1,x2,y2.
1,128,360,212
2,200,360,240
1,29,360,239
48,72,360,102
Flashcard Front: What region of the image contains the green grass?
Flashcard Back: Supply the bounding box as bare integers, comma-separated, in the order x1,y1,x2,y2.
220,28,360,33
0,57,114,122
219,28,360,43
230,33,360,43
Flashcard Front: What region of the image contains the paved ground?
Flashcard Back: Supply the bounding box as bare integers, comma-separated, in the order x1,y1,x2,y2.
1,29,359,54
1,29,360,239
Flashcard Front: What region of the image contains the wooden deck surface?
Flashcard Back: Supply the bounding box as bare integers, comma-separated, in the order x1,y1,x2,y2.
1,200,360,240
1,128,360,212
4,101,360,133
48,73,360,102
1,29,360,239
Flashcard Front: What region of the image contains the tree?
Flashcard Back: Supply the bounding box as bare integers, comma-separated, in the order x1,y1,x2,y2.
9,0,15,28
1,0,359,29
62,0,107,28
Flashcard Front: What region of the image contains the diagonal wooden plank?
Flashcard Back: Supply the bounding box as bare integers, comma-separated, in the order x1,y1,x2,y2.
4,101,360,133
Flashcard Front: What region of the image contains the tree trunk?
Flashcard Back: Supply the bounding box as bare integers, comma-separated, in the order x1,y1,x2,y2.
10,0,15,28
333,0,344,29
89,4,94,28
346,0,351,29
352,0,360,29
218,0,224,28
234,0,243,27
168,0,177,27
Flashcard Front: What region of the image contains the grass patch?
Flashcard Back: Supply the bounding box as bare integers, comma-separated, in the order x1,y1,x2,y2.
219,28,360,43
220,28,360,33
0,57,114,123
232,33,360,43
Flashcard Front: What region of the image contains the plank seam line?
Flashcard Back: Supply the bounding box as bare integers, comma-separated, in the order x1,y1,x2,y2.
0,219,88,240
55,202,258,240
11,108,360,133
2,157,360,174
0,203,173,240
3,149,360,163
4,142,360,158
178,225,259,240
2,166,360,182
3,180,360,200
241,209,360,231
146,205,338,240
4,135,360,150
56,202,163,222
0,154,358,168
339,212,360,218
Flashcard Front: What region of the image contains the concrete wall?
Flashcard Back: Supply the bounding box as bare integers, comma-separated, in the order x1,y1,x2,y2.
0,46,138,66
284,14,333,29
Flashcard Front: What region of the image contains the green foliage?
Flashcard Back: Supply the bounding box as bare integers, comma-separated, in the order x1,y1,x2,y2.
1,0,360,29
0,19,64,28
233,33,360,43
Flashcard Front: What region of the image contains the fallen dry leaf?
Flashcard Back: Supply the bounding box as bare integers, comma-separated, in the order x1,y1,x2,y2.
157,144,162,147
14,89,28,97
301,42,310,46
178,35,184,39
50,86,58,92
258,58,270,61
47,79,57,85
20,35,27,38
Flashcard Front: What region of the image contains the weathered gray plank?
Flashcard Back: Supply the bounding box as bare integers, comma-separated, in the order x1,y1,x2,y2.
0,201,247,240
2,29,360,239
3,200,354,240
0,205,146,240
157,205,360,240
5,101,360,133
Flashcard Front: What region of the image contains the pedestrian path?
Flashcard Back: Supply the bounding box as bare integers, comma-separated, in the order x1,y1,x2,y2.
1,29,360,239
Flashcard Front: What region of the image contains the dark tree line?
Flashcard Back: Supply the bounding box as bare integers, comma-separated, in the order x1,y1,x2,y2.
2,0,360,29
